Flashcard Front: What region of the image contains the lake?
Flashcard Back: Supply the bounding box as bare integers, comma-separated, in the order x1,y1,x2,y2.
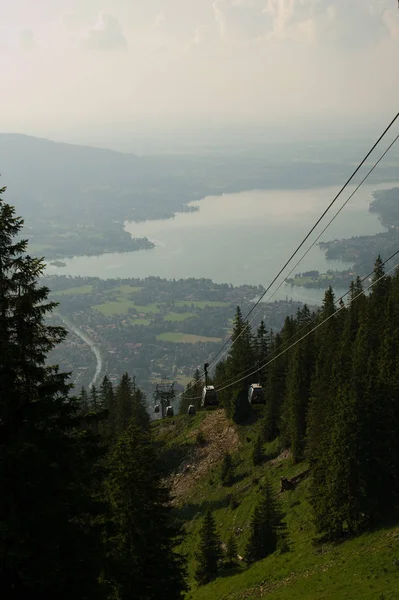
44,181,397,305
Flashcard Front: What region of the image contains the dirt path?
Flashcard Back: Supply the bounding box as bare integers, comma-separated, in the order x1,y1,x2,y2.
169,410,240,505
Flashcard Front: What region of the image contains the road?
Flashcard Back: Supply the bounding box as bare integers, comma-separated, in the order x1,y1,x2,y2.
57,314,103,388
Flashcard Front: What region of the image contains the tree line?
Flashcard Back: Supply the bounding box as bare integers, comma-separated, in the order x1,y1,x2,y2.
3,182,399,594
0,187,187,598
197,257,399,541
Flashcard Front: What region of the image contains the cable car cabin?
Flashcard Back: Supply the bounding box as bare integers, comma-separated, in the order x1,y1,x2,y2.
201,385,219,409
187,404,196,416
248,384,265,406
166,406,174,417
154,404,160,414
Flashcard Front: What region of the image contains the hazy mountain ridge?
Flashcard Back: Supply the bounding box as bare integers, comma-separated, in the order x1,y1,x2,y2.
1,133,398,261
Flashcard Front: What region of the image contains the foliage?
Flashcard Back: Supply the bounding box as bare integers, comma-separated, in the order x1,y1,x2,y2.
194,510,223,585
103,420,187,599
0,187,106,596
221,452,235,486
225,534,238,567
214,257,399,541
244,479,286,564
252,435,263,466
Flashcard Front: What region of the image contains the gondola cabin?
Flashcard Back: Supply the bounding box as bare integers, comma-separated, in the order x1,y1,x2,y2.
154,404,160,414
166,406,174,417
201,385,219,409
188,404,196,415
248,383,265,406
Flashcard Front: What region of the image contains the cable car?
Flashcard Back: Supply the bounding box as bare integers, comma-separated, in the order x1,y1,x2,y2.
201,385,219,408
188,404,196,415
248,383,265,406
154,404,160,414
201,362,219,409
166,406,174,417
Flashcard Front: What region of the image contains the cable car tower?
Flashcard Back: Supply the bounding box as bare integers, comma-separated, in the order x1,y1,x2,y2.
153,380,176,418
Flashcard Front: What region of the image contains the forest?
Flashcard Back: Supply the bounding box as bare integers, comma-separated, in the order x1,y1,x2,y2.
2,184,399,598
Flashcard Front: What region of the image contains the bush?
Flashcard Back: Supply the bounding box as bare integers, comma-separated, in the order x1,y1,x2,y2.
196,430,207,446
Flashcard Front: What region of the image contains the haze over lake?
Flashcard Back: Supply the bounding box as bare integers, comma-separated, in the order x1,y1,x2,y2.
45,181,396,304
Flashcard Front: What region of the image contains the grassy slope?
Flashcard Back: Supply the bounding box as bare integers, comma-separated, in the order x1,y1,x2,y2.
152,411,399,600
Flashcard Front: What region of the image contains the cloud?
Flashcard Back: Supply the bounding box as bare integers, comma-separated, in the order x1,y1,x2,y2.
213,0,395,46
20,28,36,50
81,12,127,50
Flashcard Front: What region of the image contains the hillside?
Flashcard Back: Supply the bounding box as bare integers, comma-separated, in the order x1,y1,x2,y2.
153,410,399,599
2,133,398,261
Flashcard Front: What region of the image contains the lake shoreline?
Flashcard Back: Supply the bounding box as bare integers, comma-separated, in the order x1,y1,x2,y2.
43,182,398,304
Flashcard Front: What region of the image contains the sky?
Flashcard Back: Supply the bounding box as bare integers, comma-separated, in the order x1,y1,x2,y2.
0,0,398,150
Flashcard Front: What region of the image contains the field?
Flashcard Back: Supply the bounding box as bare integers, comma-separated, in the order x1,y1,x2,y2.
129,317,151,326
176,301,231,309
164,312,197,322
157,332,222,343
112,285,143,295
93,300,137,316
52,284,94,296
152,411,399,600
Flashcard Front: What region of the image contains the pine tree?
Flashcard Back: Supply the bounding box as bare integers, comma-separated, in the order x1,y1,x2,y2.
281,315,314,462
231,385,251,424
0,188,105,596
114,372,149,433
221,452,235,486
79,385,90,415
222,307,256,420
252,435,263,466
244,479,286,564
262,331,284,442
104,419,187,599
225,534,238,567
195,510,222,585
89,384,99,412
255,320,269,380
99,375,116,437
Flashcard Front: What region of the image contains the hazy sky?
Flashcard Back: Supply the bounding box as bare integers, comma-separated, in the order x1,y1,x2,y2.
1,0,398,146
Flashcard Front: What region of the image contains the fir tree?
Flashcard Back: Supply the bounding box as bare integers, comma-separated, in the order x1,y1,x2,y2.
104,419,187,599
244,479,286,564
221,452,235,486
231,385,251,424
225,534,238,567
0,187,105,596
99,375,115,437
114,372,149,433
195,510,222,585
252,435,263,466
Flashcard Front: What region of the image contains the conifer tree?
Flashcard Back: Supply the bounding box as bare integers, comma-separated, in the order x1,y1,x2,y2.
104,419,187,599
225,534,238,567
244,479,286,564
262,331,284,442
90,384,99,411
252,435,263,466
0,187,105,596
99,375,116,437
255,320,269,379
114,372,149,433
79,385,90,415
281,314,314,462
224,307,256,420
195,510,222,585
221,452,235,486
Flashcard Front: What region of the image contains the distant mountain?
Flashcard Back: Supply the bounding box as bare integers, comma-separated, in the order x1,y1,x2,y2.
1,132,398,260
